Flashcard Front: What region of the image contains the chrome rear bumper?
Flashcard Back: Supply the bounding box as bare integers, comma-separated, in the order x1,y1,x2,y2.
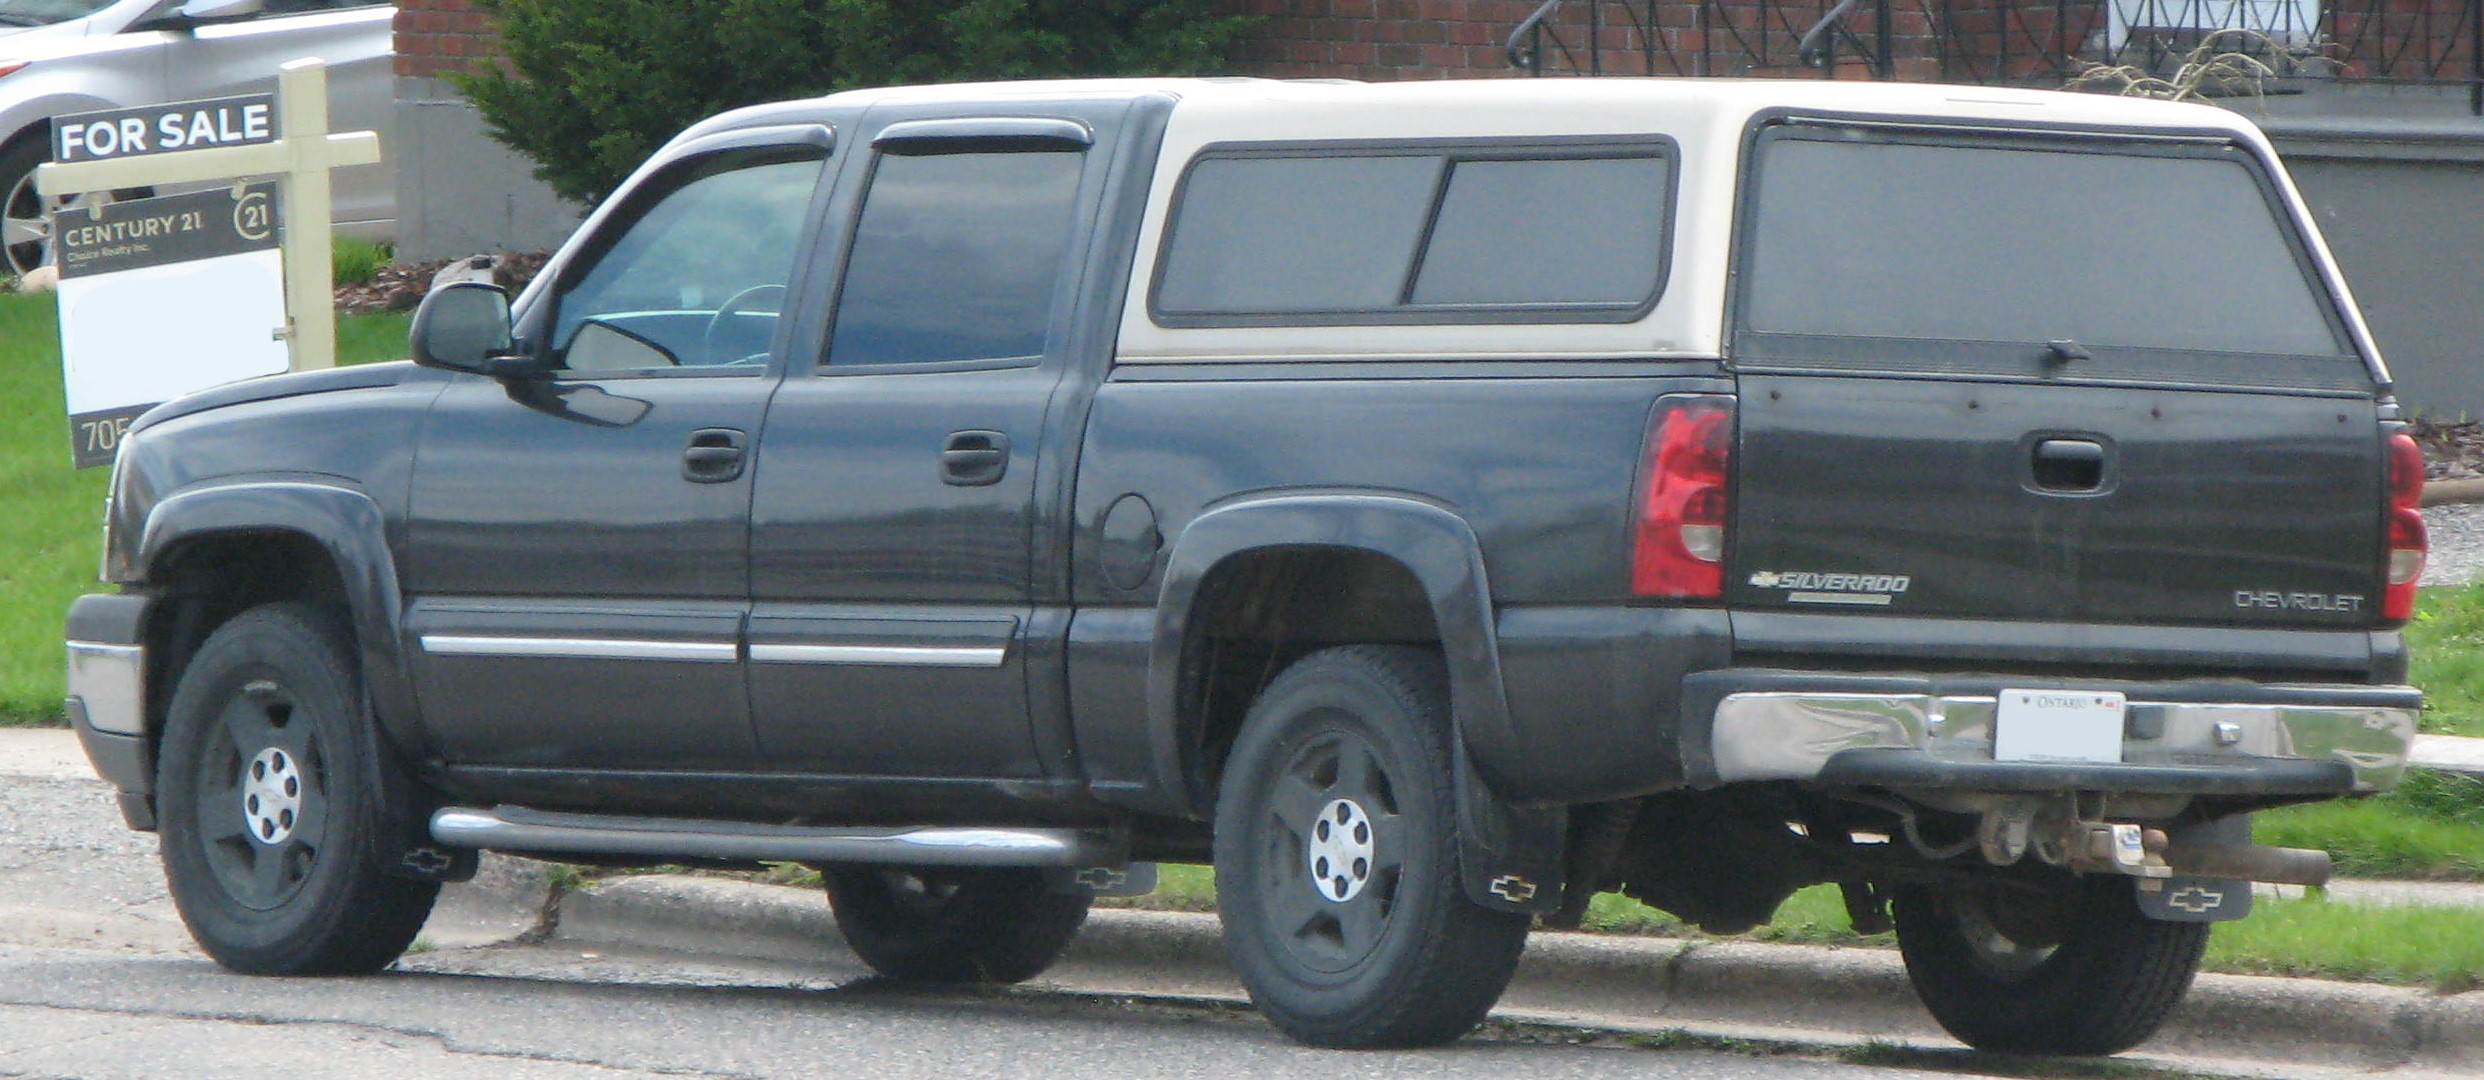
1699,675,2418,794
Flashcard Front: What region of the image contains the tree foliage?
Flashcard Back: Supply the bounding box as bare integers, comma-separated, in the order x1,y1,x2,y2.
454,0,1255,205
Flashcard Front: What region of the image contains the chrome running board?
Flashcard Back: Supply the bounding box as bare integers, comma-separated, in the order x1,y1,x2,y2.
430,805,1124,868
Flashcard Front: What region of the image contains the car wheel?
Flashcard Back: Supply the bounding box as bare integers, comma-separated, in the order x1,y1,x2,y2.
157,602,439,975
1892,873,2209,1055
823,865,1090,984
1,137,56,279
1213,645,1531,1049
1,135,151,280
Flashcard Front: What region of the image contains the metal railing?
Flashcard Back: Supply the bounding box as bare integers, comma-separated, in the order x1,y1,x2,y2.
1508,0,2484,113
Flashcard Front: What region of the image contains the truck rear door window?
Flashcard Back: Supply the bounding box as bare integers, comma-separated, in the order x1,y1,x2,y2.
827,147,1084,368
1737,126,2364,391
1152,141,1672,325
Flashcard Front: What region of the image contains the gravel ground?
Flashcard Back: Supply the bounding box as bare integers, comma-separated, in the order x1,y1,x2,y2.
2426,501,2484,586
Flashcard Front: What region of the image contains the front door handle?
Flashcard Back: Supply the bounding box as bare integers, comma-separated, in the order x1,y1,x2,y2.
941,430,1010,486
682,428,747,483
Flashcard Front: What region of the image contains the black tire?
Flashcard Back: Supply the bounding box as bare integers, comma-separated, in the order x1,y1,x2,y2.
1213,644,1531,1049
2,136,52,279
1892,873,2210,1056
156,603,439,975
823,866,1089,984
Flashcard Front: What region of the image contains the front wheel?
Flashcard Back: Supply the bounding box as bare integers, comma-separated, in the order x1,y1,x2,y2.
156,603,439,974
1893,873,2209,1055
822,866,1089,984
1214,645,1530,1049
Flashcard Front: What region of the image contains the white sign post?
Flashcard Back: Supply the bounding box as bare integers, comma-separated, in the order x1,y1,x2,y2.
36,58,381,467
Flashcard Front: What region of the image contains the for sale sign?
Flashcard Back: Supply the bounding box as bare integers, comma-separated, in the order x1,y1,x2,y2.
56,182,285,468
51,94,276,163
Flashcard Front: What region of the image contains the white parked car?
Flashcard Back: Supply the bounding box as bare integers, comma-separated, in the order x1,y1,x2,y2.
0,0,392,277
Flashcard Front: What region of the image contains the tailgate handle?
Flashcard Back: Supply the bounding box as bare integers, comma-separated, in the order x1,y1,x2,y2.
2031,438,2107,492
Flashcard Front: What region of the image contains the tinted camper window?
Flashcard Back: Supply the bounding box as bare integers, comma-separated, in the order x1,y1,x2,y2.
1737,126,2361,390
1153,142,1672,326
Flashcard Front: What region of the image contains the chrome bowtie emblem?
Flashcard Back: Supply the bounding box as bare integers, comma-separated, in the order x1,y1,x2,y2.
2169,885,2226,914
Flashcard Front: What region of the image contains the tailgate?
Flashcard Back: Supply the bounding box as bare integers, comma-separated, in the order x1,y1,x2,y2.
1726,118,2386,631
1731,375,2382,627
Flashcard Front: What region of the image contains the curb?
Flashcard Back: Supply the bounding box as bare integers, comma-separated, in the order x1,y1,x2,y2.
2424,478,2484,507
448,865,2484,1075
2413,733,2484,777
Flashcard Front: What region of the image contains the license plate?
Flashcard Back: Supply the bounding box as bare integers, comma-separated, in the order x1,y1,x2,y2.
1993,690,2127,764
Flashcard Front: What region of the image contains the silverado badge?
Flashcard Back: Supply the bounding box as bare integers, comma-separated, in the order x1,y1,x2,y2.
1748,570,1912,607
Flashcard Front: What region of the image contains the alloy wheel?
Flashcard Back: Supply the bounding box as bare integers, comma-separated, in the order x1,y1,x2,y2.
192,677,330,911
1253,726,1403,973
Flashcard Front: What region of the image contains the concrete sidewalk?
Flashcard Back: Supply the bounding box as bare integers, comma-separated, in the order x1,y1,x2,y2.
11,725,2484,1077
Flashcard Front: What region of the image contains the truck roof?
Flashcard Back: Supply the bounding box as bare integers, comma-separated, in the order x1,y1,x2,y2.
674,77,2336,367
808,75,2265,142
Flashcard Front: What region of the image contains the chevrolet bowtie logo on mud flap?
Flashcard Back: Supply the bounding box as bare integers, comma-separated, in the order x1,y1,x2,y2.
1074,867,1129,891
1748,570,1911,607
2169,885,2228,914
1488,875,1538,903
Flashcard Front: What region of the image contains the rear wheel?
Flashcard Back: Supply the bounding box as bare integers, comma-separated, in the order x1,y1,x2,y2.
822,865,1089,984
1214,645,1530,1048
156,603,439,974
1893,873,2208,1055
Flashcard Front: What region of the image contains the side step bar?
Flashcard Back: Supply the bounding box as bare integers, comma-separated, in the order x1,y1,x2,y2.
430,805,1125,868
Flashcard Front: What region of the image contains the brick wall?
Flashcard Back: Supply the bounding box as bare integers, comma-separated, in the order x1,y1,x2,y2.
1220,0,1533,80
387,2,2484,90
381,2,1978,86
387,0,1556,83
394,0,497,79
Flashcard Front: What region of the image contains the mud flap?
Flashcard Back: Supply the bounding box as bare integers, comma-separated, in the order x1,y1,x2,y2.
2138,814,2252,924
1453,738,1566,915
2136,875,2252,922
1045,862,1160,898
368,691,478,885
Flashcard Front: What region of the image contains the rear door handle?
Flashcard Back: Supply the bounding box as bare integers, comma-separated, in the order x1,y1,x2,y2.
682,428,747,483
941,430,1010,486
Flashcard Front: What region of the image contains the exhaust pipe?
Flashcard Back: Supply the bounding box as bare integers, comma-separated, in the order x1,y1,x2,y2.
2163,841,2332,887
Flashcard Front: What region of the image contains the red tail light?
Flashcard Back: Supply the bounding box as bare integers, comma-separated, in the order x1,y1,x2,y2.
1633,396,1733,598
2383,431,2426,623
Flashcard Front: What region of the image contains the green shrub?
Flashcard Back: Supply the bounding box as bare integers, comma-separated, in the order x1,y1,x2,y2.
455,0,1255,205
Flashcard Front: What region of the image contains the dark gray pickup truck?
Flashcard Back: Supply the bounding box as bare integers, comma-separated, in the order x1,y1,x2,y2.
66,76,2423,1055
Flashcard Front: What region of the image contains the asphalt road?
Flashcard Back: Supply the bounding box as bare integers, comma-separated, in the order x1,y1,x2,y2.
0,941,1977,1080
8,733,2483,1079
0,750,1975,1080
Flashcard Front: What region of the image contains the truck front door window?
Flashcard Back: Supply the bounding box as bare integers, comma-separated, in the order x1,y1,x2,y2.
550,151,825,372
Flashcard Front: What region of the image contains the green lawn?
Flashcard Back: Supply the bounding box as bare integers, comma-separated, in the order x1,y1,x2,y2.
2,295,107,724
2405,581,2484,737
0,291,409,723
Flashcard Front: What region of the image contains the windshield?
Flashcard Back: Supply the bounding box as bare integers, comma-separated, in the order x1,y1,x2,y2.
0,1,121,26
